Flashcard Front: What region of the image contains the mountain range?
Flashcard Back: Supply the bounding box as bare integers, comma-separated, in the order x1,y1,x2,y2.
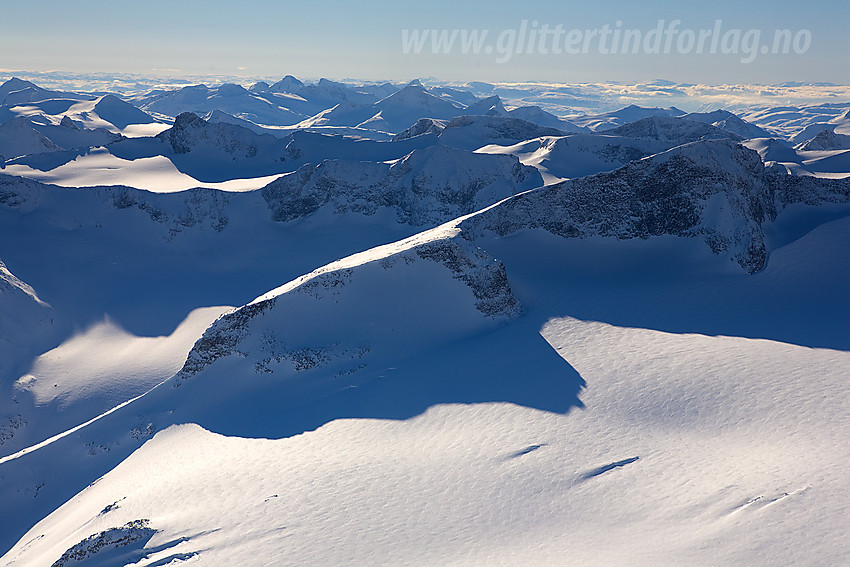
0,76,848,566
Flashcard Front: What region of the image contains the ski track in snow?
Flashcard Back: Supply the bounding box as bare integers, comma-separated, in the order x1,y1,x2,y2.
4,319,848,566
0,306,231,465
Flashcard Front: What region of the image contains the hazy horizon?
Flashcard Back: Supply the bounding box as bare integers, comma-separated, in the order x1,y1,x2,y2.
1,0,847,85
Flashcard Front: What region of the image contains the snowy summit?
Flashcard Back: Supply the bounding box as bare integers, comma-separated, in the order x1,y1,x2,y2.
0,74,849,567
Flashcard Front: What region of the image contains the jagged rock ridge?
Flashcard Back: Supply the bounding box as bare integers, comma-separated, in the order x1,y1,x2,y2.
462,139,850,272
176,234,521,383
262,144,542,226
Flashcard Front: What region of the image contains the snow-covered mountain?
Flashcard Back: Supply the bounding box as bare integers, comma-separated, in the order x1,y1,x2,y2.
262,144,542,225
796,127,850,150
1,76,849,567
0,114,123,165
681,109,774,139
395,115,567,151
604,115,743,144
0,117,59,160
268,75,306,94
142,83,304,126
741,102,850,141
743,137,805,168
463,95,509,117
0,77,91,106
295,80,467,133
270,76,380,107
0,259,54,384
743,136,850,178
467,139,850,272
506,105,587,132
477,132,673,181
575,104,686,130
2,146,849,563
175,228,522,389
31,117,122,150
156,111,282,157
0,144,541,497
429,85,480,107
0,77,43,102
204,109,393,141
392,117,448,140
131,111,290,182
91,95,158,130
0,79,164,139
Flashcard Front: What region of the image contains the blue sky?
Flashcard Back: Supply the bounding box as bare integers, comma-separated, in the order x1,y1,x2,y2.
1,0,847,84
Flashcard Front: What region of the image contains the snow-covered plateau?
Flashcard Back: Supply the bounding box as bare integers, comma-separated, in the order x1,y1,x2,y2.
0,76,848,566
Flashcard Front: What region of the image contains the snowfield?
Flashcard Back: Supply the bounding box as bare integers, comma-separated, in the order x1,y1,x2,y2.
0,75,849,566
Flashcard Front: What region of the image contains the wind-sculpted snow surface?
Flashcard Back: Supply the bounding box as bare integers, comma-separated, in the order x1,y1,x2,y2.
463,139,850,272
262,144,542,225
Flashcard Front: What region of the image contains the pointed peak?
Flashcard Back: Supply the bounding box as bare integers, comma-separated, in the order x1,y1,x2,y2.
269,75,305,93
0,77,41,102
1,77,37,90
173,112,205,130
59,115,79,129
93,94,129,108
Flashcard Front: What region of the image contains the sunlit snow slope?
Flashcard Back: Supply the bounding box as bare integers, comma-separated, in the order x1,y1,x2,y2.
0,76,849,567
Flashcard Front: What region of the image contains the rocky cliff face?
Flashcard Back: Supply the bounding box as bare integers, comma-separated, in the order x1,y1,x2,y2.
605,116,744,144
0,173,231,241
768,164,850,206
262,144,542,226
461,139,850,273
392,118,447,140
156,112,283,158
